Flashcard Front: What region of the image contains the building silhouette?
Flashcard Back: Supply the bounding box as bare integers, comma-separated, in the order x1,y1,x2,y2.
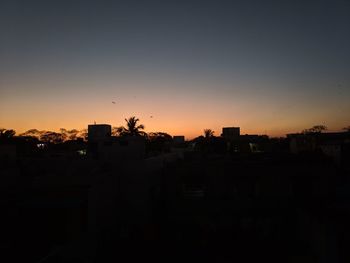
221,127,240,140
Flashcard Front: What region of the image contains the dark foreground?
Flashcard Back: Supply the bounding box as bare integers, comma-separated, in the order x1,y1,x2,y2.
1,152,349,262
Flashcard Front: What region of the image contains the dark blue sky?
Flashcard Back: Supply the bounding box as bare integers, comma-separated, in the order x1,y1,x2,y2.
1,0,349,137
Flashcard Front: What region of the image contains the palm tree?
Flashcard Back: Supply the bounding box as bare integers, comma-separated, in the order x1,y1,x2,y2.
112,126,122,136
118,116,146,136
204,129,214,139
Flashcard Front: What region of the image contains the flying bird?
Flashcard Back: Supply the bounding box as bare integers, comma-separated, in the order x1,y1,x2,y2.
150,116,153,118
112,101,116,104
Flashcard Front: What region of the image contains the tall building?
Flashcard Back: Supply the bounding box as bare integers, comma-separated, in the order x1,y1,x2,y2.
88,124,112,142
88,124,111,159
222,127,240,140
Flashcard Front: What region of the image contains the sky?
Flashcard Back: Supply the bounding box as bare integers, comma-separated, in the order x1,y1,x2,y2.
1,0,349,139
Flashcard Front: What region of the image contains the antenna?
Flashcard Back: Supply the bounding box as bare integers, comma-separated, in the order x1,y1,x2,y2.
94,121,96,125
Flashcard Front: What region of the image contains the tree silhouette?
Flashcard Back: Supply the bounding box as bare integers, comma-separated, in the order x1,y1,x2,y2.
20,128,84,142
112,126,124,137
0,128,16,139
77,129,88,141
59,128,68,141
59,128,79,141
148,132,172,142
40,131,65,144
20,129,43,139
118,116,146,137
67,129,79,140
302,125,327,134
204,129,215,138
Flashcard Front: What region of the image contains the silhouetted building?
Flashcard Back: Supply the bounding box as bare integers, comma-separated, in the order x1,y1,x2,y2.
222,127,240,140
287,132,350,167
88,124,112,159
88,124,145,160
88,124,111,141
239,134,269,153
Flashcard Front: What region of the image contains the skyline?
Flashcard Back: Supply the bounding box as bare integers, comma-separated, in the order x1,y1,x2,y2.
1,114,347,140
1,0,349,138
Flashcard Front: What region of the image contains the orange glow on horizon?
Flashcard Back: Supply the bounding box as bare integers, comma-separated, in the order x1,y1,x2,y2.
2,118,348,141
1,76,349,140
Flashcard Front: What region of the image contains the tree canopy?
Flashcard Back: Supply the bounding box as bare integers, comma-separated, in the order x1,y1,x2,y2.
0,128,16,139
117,116,146,137
302,125,327,134
204,129,215,138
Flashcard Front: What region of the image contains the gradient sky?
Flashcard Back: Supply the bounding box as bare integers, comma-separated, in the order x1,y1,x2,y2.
1,0,349,139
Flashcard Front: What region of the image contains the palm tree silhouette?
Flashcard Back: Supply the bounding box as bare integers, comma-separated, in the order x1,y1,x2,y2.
118,116,146,136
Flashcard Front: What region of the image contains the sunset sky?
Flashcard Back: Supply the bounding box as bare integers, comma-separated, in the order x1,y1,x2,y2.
1,0,349,139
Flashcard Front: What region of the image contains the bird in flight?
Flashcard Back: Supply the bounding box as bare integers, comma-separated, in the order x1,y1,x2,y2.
150,116,153,118
112,101,116,104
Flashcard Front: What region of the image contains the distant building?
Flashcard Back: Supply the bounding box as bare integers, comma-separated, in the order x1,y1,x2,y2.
88,124,111,141
173,136,185,144
287,133,317,154
222,127,240,140
220,127,270,153
88,124,112,159
287,132,350,167
87,124,145,160
239,134,269,153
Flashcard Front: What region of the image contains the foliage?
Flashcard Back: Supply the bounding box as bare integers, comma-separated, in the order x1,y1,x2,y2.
0,128,16,139
148,132,172,141
302,125,327,134
60,128,80,140
19,128,87,143
112,126,123,136
40,131,65,144
118,116,146,137
204,129,215,138
77,129,88,141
